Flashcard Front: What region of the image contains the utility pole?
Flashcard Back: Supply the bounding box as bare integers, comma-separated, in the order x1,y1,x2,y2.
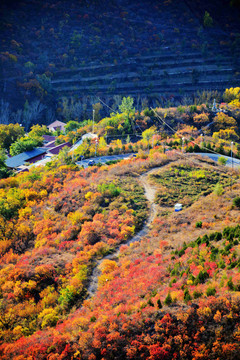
92,109,95,134
231,141,233,192
95,141,97,157
182,137,184,153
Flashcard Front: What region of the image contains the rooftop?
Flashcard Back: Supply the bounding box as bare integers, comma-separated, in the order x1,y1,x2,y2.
6,148,47,168
48,120,66,131
43,135,56,142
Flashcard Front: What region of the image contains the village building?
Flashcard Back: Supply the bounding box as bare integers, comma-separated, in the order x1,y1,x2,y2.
47,120,66,133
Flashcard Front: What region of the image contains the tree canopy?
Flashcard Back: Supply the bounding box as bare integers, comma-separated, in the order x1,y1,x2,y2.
0,124,25,151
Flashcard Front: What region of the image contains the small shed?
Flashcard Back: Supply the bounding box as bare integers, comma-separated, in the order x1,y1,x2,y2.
175,203,182,212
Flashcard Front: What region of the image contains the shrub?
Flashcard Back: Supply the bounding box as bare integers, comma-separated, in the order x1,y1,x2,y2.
178,249,185,257
227,277,235,291
188,274,195,283
224,243,232,252
25,61,35,70
195,221,202,228
227,232,234,241
169,278,177,287
164,292,172,306
143,108,154,117
189,105,197,113
184,288,192,303
223,226,231,238
201,234,209,244
234,225,240,237
218,259,226,269
157,299,162,309
214,232,222,241
98,183,121,197
213,183,223,196
203,11,213,27
196,236,202,245
147,299,154,307
233,196,240,208
209,233,215,241
9,53,18,62
193,290,203,299
218,157,227,166
195,270,209,284
39,308,59,329
210,246,219,257
206,286,216,296
58,286,77,310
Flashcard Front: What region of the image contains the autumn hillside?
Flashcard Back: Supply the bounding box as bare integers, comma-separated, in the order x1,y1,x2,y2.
0,0,240,356
0,145,239,358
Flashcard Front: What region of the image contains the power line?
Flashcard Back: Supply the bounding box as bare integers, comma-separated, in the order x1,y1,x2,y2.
98,96,145,134
98,97,118,114
150,107,176,134
105,133,142,138
96,101,238,172
150,107,237,160
150,107,240,180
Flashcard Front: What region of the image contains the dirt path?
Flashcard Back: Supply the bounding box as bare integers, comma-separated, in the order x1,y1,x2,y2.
87,168,159,298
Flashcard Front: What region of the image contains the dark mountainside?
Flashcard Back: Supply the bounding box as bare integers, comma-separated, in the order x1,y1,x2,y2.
0,0,240,125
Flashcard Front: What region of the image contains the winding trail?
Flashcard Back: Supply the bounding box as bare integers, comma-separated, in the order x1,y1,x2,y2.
87,168,159,298
86,153,236,297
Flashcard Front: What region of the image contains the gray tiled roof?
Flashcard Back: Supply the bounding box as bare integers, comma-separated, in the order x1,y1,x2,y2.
6,148,46,168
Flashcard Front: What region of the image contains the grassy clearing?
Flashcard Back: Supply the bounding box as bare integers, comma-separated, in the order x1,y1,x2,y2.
150,161,232,208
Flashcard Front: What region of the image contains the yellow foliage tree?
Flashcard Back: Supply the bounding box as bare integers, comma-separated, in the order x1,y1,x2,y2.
229,99,240,108
213,112,237,131
223,87,240,102
193,113,209,124
213,128,239,141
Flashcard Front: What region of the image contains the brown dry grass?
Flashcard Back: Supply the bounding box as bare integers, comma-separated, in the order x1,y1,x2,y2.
127,157,240,257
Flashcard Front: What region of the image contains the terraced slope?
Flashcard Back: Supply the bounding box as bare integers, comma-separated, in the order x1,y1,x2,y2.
49,0,240,101
52,50,239,97
0,0,240,108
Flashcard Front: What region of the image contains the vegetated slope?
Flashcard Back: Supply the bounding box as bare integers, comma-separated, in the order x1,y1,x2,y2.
0,0,240,111
87,166,158,297
0,151,173,350
0,153,239,359
150,161,231,208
